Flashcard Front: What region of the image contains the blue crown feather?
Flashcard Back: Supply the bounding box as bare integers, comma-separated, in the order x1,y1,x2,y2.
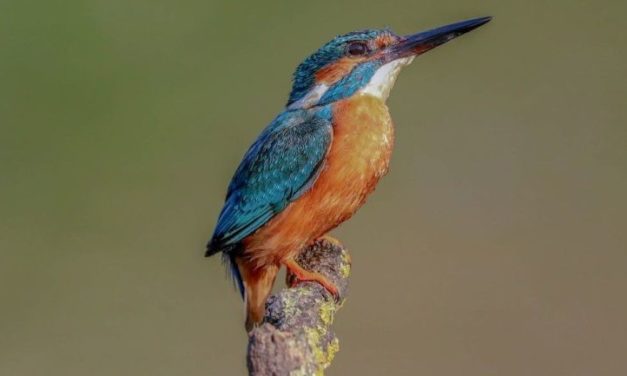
287,29,393,106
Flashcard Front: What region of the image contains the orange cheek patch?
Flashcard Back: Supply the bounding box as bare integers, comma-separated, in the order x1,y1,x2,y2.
314,57,363,85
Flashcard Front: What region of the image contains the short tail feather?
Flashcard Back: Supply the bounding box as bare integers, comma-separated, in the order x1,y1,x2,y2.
223,253,245,299
207,240,276,331
206,239,244,299
235,259,279,332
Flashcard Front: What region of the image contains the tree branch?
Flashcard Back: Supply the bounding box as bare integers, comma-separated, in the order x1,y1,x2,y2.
247,239,351,376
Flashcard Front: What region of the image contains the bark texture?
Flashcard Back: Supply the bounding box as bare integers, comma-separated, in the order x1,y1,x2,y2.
247,238,351,376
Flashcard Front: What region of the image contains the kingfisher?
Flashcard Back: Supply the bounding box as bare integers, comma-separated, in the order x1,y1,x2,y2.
206,16,491,331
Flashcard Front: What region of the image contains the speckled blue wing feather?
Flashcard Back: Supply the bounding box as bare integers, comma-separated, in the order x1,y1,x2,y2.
207,108,333,256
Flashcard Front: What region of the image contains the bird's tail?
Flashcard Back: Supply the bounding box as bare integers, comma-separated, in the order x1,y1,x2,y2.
222,253,245,299
235,258,279,332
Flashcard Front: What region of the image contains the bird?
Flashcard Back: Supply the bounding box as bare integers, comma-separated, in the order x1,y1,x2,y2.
206,16,491,331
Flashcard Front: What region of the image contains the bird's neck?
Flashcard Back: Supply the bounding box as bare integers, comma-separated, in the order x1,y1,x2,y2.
287,57,413,111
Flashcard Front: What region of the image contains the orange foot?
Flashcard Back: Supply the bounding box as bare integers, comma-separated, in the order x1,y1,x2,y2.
283,258,339,301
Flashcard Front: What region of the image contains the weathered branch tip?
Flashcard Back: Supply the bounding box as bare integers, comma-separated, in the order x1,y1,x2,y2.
247,239,351,376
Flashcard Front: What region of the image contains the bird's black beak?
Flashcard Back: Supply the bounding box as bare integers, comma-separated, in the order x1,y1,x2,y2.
386,16,492,61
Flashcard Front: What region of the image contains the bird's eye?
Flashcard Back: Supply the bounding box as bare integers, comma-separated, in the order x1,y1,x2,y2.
347,42,369,56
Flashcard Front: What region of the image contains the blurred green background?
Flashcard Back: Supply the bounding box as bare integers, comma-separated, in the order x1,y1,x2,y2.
1,0,626,375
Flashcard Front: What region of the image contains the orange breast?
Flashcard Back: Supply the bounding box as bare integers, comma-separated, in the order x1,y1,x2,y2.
244,95,394,267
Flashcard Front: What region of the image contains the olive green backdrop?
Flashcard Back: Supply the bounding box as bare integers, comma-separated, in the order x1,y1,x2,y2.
1,0,626,375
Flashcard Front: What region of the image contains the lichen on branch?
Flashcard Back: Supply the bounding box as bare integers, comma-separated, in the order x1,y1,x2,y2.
247,239,351,376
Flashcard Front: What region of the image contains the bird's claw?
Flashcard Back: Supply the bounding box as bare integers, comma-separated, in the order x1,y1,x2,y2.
284,258,341,302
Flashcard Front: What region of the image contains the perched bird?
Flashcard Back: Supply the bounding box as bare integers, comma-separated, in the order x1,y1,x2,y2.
207,17,491,331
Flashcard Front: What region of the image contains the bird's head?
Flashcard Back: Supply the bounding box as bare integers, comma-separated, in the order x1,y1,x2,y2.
287,16,491,109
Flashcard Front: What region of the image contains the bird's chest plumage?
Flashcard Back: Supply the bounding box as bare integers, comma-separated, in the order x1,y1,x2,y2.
243,95,393,264
296,94,395,226
327,95,394,196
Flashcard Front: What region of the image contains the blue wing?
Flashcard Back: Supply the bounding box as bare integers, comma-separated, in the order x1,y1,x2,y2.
206,108,333,256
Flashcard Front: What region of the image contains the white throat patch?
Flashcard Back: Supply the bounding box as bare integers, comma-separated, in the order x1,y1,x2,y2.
287,83,329,110
359,56,414,101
